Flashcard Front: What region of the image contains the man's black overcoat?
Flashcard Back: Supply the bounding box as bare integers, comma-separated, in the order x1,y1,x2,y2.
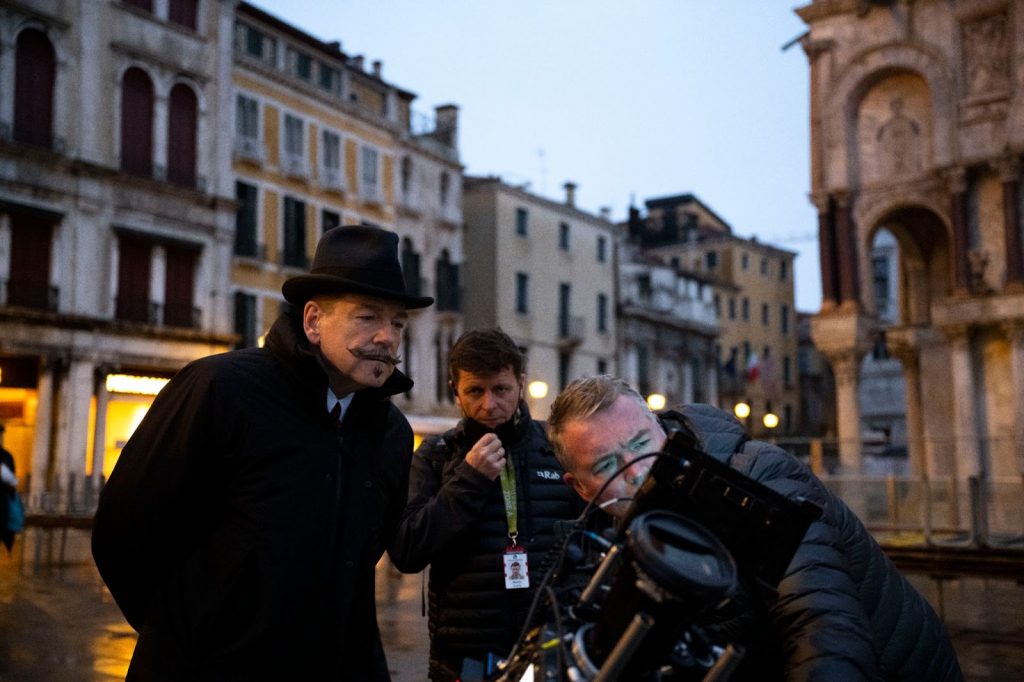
92,311,414,680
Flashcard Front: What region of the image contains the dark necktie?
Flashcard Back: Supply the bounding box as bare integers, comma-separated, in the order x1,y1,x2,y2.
330,401,343,431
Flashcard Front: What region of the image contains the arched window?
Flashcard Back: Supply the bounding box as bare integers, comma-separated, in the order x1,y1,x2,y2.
14,29,56,148
121,68,154,177
167,83,198,188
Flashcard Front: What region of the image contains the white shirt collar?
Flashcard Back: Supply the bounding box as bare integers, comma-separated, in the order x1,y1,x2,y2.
327,389,355,422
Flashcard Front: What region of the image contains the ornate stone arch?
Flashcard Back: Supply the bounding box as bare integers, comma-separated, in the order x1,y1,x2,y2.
823,42,956,191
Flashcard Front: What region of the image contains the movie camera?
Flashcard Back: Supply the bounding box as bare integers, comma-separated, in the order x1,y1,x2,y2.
494,424,822,681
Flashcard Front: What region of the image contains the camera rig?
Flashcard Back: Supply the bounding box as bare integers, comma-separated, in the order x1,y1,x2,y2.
494,426,822,682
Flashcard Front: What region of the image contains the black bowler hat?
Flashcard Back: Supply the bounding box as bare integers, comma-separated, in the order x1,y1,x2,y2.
282,225,434,309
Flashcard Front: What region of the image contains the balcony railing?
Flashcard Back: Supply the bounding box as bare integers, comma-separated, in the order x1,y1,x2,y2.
558,315,586,344
4,279,59,312
115,296,159,325
164,303,201,329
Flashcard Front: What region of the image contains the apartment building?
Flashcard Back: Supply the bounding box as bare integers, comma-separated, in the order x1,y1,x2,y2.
229,2,464,436
462,178,618,418
0,0,237,507
629,194,800,435
618,242,719,408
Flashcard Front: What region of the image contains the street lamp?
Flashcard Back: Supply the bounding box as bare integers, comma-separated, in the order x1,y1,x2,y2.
646,393,666,411
763,412,780,430
528,380,549,400
733,401,751,420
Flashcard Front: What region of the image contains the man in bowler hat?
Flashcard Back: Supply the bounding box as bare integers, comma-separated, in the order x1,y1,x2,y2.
93,225,432,681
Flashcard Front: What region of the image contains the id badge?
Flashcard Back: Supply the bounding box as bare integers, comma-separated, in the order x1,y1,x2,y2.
503,546,529,590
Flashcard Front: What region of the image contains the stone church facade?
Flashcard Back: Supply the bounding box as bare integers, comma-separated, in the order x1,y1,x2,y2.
798,0,1024,483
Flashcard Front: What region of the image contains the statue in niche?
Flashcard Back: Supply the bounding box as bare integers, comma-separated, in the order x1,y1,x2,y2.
876,97,922,178
963,14,1009,96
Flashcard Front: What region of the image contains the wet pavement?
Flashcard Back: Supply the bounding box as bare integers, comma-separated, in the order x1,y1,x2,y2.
1,526,1022,681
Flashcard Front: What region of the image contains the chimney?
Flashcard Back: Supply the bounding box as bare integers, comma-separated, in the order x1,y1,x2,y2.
564,181,577,208
352,54,364,70
599,206,611,221
628,205,643,241
327,40,342,53
434,104,459,147
372,60,382,78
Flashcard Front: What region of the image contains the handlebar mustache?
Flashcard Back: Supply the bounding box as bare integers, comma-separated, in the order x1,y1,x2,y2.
348,347,401,366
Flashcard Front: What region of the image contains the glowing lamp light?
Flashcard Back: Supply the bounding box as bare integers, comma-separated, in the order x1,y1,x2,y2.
527,381,549,400
646,393,666,411
733,401,751,420
105,374,170,396
763,412,780,429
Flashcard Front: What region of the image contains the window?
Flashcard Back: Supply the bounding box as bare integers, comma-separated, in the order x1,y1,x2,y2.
515,207,528,236
705,251,718,270
167,84,198,188
638,274,652,302
282,197,307,268
284,114,303,157
728,297,736,320
7,214,56,311
760,257,769,276
14,29,56,149
741,252,749,270
783,356,793,388
558,283,572,337
597,359,608,374
435,250,460,311
234,292,257,349
116,234,153,323
597,293,608,333
237,23,276,66
781,304,790,335
320,63,339,92
762,303,769,327
401,239,422,297
440,172,450,207
120,67,154,178
124,0,153,10
597,235,607,263
236,94,259,142
400,157,412,196
742,297,749,321
713,293,721,318
559,352,571,391
515,272,529,313
321,208,340,234
637,345,650,395
873,255,890,316
234,182,259,257
783,404,793,432
321,130,342,188
360,145,380,201
779,259,788,280
559,222,570,250
168,0,198,30
294,51,312,80
164,244,198,328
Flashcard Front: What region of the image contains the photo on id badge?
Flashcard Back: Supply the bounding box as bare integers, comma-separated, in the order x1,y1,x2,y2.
503,547,529,589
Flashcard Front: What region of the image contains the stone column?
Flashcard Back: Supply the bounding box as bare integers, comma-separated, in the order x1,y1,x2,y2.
705,355,719,408
92,368,111,490
889,342,929,477
997,157,1023,291
834,192,861,310
60,358,95,511
1004,322,1024,475
829,351,863,473
29,360,56,502
947,168,972,294
945,325,980,479
0,33,15,135
153,92,169,181
815,194,839,311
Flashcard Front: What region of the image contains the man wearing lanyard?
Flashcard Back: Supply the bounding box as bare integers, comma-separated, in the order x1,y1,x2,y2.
390,328,581,681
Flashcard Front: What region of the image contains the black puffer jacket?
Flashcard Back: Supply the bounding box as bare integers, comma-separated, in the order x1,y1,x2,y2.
93,311,413,681
390,403,580,680
665,404,963,682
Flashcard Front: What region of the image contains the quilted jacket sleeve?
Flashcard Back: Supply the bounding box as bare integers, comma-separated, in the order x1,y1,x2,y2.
738,442,877,681
388,434,496,573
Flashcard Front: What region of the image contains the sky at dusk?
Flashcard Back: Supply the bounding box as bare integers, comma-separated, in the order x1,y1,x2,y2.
254,1,822,311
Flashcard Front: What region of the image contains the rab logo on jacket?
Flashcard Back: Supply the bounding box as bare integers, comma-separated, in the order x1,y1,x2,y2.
535,470,561,481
